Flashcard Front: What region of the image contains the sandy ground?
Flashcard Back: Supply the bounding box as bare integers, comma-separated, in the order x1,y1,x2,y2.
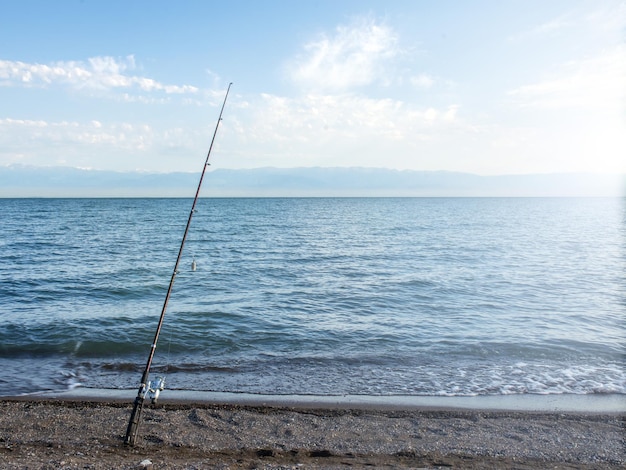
0,399,623,469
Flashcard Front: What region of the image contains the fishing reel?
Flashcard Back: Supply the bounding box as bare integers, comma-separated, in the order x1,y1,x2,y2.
145,376,166,404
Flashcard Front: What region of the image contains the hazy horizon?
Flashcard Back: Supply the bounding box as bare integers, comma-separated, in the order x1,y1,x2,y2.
1,165,623,198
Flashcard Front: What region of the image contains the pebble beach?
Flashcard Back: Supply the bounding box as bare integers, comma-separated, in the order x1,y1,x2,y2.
0,396,624,469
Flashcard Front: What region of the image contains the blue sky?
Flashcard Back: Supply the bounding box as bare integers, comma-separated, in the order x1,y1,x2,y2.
1,0,624,175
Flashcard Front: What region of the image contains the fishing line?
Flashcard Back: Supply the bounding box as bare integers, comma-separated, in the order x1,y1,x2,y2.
164,325,173,378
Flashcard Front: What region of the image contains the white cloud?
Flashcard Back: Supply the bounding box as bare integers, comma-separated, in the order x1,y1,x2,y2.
0,117,155,167
500,44,626,174
288,17,400,91
410,73,435,89
212,91,468,170
0,115,225,171
248,93,459,141
508,2,625,46
498,3,626,175
584,1,626,36
0,56,198,95
1,118,49,127
507,45,626,110
508,15,573,42
246,16,468,168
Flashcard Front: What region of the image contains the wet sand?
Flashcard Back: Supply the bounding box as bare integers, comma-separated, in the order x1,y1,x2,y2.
0,396,624,469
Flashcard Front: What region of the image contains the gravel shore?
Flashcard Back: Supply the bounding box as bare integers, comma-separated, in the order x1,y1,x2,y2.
0,399,623,469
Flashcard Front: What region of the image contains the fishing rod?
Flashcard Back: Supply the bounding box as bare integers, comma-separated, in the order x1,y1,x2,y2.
124,82,232,446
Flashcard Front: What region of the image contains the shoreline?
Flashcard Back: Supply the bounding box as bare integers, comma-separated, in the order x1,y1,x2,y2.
8,388,626,413
1,391,624,469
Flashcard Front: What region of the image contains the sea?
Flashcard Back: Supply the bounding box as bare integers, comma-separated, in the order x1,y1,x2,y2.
0,197,624,398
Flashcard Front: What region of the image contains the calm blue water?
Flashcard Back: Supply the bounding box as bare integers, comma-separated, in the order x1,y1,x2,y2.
0,197,624,397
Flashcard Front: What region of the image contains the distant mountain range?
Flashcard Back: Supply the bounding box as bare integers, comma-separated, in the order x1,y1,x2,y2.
1,165,623,197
